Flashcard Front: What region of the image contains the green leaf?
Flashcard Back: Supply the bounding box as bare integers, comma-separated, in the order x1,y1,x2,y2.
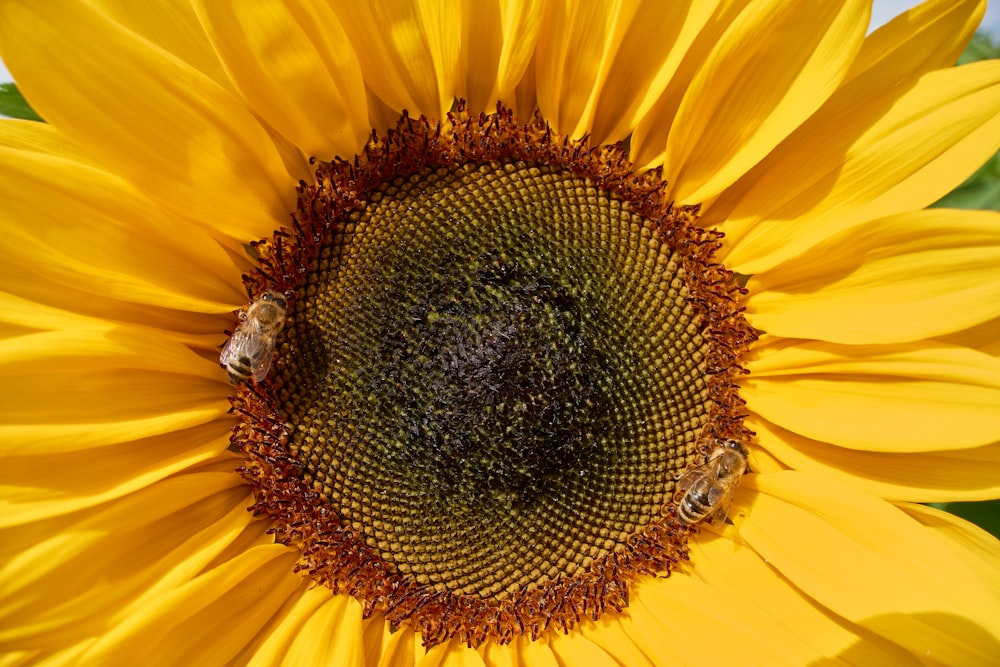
956,33,1000,65
0,82,43,121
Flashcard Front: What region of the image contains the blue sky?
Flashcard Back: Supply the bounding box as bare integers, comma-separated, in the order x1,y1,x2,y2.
0,1,998,84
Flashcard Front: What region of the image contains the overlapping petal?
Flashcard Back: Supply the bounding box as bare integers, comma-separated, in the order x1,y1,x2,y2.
0,464,253,652
938,315,1000,359
331,2,461,119
744,336,1000,452
571,616,653,667
242,587,333,666
628,0,750,169
0,325,229,455
0,121,244,329
649,0,870,203
193,0,370,161
741,472,1000,666
627,575,817,666
456,0,543,115
79,542,300,665
717,58,1000,273
0,421,229,528
377,627,427,667
531,0,719,144
0,292,106,338
0,0,296,241
271,593,367,667
749,415,1000,502
678,531,921,664
88,0,234,88
843,0,985,87
901,503,1000,595
420,639,486,667
745,209,1000,344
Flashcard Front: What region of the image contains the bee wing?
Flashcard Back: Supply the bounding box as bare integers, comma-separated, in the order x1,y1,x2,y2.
709,483,739,524
675,466,709,494
250,336,277,382
220,322,253,367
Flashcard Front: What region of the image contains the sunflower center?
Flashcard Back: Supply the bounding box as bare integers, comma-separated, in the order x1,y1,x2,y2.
279,161,705,599
234,106,753,646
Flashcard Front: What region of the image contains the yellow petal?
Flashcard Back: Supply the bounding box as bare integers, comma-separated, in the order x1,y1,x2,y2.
744,337,1000,452
80,543,301,665
477,640,517,667
457,0,543,114
532,0,721,143
280,593,366,667
418,638,486,667
709,0,987,248
378,626,424,667
615,605,691,665
845,0,984,88
684,531,922,664
936,315,1000,360
588,1,722,145
532,0,618,138
506,635,556,667
573,615,653,667
88,0,233,88
509,49,539,122
741,472,1000,666
0,289,223,353
0,645,92,667
0,292,104,337
629,574,822,665
900,503,1000,595
365,85,408,136
0,326,228,455
244,586,329,667
629,0,750,169
750,414,1000,502
662,0,870,204
746,209,1000,344
0,121,245,318
0,287,231,356
0,422,232,528
0,470,252,648
193,0,370,160
548,627,631,666
332,2,461,119
361,615,390,666
0,1,295,241
718,59,1000,274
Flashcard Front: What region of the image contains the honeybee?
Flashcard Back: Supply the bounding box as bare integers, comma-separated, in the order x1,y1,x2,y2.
674,439,749,526
220,290,288,385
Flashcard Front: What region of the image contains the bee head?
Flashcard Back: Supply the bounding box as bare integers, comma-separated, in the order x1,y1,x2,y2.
259,290,289,309
716,438,748,457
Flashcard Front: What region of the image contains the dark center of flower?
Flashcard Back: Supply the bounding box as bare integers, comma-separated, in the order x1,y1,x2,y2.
281,161,706,599
232,105,754,646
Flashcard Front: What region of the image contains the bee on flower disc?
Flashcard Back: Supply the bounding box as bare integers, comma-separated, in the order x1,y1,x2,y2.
220,290,288,385
675,439,748,526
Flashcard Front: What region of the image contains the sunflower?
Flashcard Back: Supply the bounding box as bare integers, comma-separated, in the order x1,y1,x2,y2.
2,0,1000,664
